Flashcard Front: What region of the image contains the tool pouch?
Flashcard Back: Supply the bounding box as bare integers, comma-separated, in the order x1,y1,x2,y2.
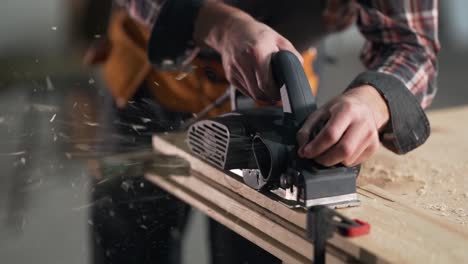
100,11,230,116
102,11,152,105
97,11,319,116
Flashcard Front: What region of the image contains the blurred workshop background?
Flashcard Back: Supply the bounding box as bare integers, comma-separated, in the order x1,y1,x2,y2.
0,1,467,264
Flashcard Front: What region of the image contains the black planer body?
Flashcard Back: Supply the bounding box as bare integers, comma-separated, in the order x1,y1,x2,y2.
187,51,360,208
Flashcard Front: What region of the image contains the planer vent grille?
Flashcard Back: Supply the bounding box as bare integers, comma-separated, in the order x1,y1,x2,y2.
188,120,229,169
187,120,254,170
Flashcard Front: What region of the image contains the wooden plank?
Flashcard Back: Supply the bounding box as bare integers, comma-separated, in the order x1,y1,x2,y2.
150,131,468,263
146,171,351,263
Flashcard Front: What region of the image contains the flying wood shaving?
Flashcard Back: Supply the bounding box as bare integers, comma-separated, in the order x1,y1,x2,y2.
46,76,55,91
84,122,99,127
50,114,56,122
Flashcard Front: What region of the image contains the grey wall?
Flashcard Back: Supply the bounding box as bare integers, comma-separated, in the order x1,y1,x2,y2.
0,0,66,54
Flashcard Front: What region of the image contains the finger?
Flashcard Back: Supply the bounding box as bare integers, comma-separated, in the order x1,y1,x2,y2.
348,139,379,167
342,138,370,167
255,53,280,101
297,110,327,153
314,122,364,167
301,110,352,159
237,58,271,102
343,129,377,166
249,45,280,101
229,64,252,97
232,79,247,96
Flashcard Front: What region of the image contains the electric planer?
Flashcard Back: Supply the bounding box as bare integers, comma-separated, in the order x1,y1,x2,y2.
186,51,360,209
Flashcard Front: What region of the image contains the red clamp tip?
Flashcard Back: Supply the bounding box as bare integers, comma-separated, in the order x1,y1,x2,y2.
346,219,371,237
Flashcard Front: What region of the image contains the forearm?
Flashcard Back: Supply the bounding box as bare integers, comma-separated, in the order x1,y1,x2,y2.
194,1,253,50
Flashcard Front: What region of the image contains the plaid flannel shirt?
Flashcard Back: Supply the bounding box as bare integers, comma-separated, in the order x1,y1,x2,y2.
117,0,439,109
115,0,440,153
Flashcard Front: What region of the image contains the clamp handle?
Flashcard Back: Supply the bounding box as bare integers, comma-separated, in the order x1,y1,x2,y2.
307,205,371,264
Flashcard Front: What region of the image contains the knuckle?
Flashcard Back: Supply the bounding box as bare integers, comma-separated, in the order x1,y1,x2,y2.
364,127,374,138
278,37,293,47
251,43,264,60
351,107,364,118
340,99,354,112
297,129,310,140
355,110,366,121
250,47,260,61
338,143,353,157
322,127,339,143
368,141,379,153
241,47,251,57
342,159,354,167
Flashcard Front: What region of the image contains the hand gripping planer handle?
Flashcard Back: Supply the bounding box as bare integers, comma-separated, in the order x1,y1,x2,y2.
247,51,318,191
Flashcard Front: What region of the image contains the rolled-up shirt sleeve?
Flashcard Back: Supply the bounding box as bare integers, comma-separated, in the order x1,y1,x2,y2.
347,0,440,154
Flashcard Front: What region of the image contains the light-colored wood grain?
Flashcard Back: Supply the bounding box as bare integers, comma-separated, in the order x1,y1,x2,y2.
360,106,468,227
149,106,468,263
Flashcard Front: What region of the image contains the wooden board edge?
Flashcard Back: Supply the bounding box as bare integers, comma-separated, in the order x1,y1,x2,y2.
146,172,353,264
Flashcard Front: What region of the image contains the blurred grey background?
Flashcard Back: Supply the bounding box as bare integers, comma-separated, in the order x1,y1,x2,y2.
0,1,467,264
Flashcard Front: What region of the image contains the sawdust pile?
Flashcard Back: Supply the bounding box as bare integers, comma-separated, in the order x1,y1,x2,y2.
359,107,468,228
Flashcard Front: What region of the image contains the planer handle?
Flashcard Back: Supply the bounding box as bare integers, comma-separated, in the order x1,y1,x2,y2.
271,50,317,126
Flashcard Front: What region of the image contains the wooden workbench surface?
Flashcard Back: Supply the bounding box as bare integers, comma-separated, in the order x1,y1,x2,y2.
147,106,468,263
361,106,468,227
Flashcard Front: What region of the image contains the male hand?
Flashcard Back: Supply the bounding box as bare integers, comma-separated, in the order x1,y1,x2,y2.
297,85,390,167
194,2,302,102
